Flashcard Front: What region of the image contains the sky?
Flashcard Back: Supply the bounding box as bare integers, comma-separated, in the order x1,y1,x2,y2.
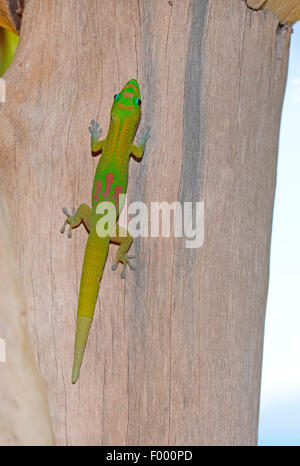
258,22,300,446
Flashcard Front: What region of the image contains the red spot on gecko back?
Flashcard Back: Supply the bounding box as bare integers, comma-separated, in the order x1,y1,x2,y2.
93,180,102,203
111,185,123,210
93,173,124,211
95,180,102,193
102,173,114,200
93,173,115,207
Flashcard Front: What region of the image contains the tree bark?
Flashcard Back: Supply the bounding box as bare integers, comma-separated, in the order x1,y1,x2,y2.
0,196,54,445
0,0,297,446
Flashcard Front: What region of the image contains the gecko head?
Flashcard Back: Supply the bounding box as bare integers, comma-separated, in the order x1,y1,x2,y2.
111,79,142,125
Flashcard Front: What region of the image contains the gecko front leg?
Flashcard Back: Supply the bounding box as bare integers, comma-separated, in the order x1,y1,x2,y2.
130,126,151,159
89,120,105,156
60,203,92,238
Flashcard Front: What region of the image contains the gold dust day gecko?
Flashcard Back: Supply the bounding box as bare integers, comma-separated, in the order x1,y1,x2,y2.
61,79,150,383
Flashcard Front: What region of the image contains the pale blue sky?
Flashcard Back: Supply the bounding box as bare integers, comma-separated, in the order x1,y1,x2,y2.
258,21,300,446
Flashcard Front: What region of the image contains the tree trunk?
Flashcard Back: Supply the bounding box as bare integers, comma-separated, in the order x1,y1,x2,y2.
0,0,296,446
0,196,54,445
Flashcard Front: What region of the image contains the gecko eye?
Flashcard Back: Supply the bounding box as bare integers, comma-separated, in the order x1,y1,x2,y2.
136,98,142,106
114,93,120,100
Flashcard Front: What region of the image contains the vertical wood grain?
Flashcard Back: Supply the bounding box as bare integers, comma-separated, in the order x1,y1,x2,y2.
0,196,54,445
0,0,294,445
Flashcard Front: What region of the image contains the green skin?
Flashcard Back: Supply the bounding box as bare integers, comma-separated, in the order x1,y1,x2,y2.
61,79,150,383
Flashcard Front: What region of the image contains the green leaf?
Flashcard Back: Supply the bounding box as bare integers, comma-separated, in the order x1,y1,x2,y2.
0,28,19,77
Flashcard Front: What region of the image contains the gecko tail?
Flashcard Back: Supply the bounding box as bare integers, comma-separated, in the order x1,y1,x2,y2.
71,232,109,384
72,315,93,384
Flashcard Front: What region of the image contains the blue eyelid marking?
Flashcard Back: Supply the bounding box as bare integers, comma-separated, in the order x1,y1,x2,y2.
114,93,120,100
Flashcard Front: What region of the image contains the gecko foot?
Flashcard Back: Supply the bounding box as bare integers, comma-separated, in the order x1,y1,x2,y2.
111,254,136,279
89,120,102,141
137,126,151,146
60,206,77,238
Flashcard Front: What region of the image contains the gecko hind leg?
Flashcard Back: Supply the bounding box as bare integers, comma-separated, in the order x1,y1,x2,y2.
110,225,135,279
60,203,92,238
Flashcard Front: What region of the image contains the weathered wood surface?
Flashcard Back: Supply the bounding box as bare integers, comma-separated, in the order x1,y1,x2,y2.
0,0,24,34
0,0,296,445
247,0,300,24
0,196,54,445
